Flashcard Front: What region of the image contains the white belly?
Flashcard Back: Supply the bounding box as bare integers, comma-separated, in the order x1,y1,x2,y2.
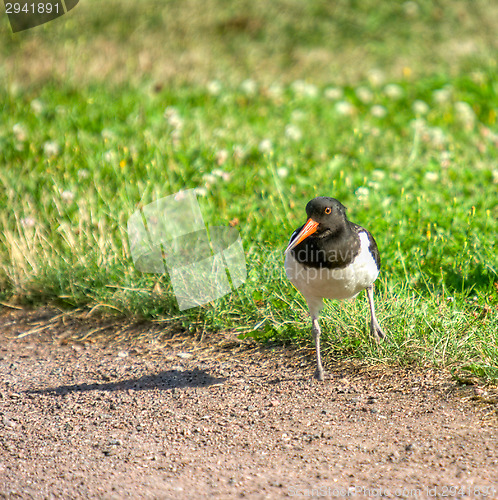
284,232,379,305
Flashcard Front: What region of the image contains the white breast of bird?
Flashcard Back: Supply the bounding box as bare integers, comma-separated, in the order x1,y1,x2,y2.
284,231,379,302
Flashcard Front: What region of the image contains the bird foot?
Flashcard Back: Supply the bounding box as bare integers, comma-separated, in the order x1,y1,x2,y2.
314,367,326,381
370,320,386,342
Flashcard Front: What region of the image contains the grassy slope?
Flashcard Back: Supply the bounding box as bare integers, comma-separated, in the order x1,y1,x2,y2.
0,1,497,379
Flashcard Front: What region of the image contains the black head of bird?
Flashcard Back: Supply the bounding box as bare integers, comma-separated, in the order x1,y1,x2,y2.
285,197,348,254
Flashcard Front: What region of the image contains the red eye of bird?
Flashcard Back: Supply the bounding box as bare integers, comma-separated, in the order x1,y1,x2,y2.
325,207,332,215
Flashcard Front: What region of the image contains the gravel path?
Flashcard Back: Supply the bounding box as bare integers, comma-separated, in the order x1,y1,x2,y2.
0,308,497,499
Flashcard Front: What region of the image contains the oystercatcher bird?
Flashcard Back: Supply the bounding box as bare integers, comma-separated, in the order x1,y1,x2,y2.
284,197,386,381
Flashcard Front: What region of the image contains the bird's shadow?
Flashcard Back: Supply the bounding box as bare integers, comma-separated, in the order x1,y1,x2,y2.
25,368,225,396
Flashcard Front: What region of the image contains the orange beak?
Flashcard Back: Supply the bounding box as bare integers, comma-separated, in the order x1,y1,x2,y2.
284,218,319,254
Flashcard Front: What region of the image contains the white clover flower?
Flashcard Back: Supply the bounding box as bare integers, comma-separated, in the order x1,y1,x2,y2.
440,151,451,168
30,99,44,114
413,100,429,115
324,87,344,100
101,128,116,141
371,169,386,181
277,167,289,178
290,80,305,95
164,107,184,130
370,105,387,118
303,83,319,98
259,139,273,153
215,149,229,166
291,80,318,98
13,123,27,142
195,187,208,197
410,117,426,133
20,217,36,228
427,127,446,147
335,101,355,116
61,190,75,203
355,87,374,104
207,80,222,96
367,69,385,87
241,79,257,96
78,169,90,179
43,141,60,157
432,88,452,104
455,101,476,126
164,106,178,119
203,173,216,186
424,172,439,182
104,151,117,163
267,83,283,98
233,145,246,161
384,84,404,100
355,187,370,201
285,124,303,141
212,168,230,181
291,109,306,122
171,129,182,145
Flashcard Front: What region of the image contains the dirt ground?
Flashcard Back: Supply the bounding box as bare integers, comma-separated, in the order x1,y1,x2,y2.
0,308,497,499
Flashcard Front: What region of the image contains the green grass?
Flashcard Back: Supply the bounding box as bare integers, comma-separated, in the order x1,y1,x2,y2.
1,0,497,85
0,0,497,381
1,73,497,380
